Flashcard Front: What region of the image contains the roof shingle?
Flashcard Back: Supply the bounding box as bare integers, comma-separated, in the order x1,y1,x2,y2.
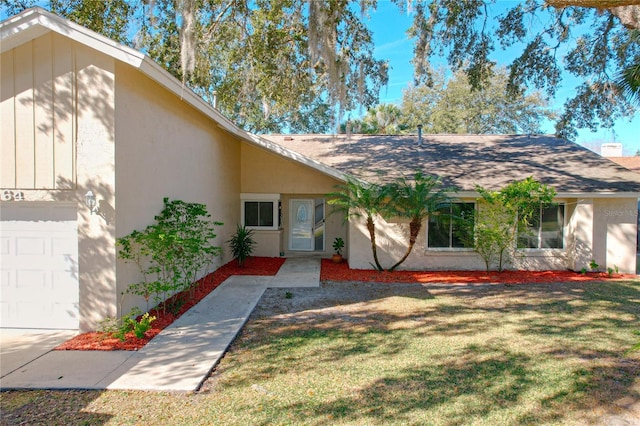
261,134,640,194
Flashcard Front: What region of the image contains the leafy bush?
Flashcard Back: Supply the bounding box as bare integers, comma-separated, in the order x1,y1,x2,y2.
118,198,223,313
228,225,255,267
456,177,556,271
114,308,156,341
332,237,344,255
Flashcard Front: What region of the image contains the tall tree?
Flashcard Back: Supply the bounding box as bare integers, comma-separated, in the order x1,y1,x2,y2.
400,68,554,134
406,0,639,140
5,1,638,137
344,103,404,134
2,0,388,133
616,30,640,106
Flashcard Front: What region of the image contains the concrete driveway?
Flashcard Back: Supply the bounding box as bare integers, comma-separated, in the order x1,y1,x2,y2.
1,329,77,378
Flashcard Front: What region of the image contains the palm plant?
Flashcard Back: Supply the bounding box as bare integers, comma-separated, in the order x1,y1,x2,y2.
615,31,640,106
228,225,255,267
386,172,453,271
327,177,390,271
617,61,640,106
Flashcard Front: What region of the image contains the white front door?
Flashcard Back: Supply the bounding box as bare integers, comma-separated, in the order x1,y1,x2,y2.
289,199,325,251
290,199,314,251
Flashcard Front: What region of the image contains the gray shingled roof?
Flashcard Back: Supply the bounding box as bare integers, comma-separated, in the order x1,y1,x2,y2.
260,134,640,194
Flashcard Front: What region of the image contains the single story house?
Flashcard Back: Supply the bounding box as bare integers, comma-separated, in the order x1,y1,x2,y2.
262,134,640,274
1,8,639,332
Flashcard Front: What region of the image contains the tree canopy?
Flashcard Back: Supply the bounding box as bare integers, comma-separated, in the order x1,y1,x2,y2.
2,0,388,133
406,0,639,139
2,0,638,137
345,68,554,135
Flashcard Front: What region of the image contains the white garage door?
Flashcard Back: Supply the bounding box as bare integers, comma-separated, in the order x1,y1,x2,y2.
1,203,79,330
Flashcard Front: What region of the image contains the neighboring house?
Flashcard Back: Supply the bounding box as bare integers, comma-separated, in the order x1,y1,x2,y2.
607,157,640,174
1,9,639,332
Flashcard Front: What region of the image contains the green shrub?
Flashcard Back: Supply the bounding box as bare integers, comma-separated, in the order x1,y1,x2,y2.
332,237,344,255
99,306,155,341
228,225,255,267
118,198,223,313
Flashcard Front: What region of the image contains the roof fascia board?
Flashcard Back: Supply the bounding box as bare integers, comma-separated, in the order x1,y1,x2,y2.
555,192,640,199
454,191,640,199
1,8,145,67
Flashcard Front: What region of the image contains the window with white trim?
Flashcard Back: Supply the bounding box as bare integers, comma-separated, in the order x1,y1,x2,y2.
517,203,565,249
427,202,475,249
241,194,280,230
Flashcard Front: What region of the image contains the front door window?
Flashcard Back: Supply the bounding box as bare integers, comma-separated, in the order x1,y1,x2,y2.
290,199,325,251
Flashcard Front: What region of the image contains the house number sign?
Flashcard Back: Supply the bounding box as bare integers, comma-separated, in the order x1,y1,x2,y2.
1,190,25,201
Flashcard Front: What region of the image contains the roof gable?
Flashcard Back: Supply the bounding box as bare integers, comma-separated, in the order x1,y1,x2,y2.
0,7,348,184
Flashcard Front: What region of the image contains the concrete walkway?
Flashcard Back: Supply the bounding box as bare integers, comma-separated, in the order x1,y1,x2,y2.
0,257,321,392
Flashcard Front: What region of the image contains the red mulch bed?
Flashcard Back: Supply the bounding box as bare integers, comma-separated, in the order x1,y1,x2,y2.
58,257,635,351
320,259,635,285
55,257,286,352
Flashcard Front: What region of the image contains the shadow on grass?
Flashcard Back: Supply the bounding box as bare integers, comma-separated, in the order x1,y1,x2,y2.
216,279,640,424
279,346,542,425
0,390,111,425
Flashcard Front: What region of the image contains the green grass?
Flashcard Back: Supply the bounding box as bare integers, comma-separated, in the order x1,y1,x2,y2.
2,280,639,425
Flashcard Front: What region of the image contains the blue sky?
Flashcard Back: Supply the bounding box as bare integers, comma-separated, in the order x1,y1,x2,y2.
363,1,640,156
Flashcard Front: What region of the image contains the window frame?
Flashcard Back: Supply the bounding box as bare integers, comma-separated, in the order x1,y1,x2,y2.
517,202,566,251
241,193,281,231
426,201,476,251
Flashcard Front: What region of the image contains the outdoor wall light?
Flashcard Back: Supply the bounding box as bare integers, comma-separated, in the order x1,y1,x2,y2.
85,190,98,214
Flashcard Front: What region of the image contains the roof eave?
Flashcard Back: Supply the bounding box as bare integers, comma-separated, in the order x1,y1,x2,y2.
555,191,640,199
1,7,145,67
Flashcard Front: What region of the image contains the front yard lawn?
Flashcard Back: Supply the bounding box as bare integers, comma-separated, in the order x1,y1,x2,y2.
2,279,639,425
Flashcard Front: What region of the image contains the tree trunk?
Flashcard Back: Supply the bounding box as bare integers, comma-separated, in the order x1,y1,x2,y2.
546,1,640,29
366,216,384,271
388,220,422,271
546,0,640,8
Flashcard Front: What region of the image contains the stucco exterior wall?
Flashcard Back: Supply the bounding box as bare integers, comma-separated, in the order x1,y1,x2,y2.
0,33,118,332
251,230,284,257
240,143,341,194
593,198,637,274
347,213,487,271
347,198,590,272
567,199,593,271
240,144,346,257
114,62,241,316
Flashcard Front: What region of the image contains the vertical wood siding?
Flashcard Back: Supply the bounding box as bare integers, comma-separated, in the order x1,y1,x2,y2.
0,33,76,189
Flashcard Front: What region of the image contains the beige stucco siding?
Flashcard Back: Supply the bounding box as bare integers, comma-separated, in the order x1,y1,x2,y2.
241,143,340,194
593,198,637,274
1,33,75,189
75,42,117,331
567,199,593,271
349,197,638,272
240,143,346,257
347,204,487,271
1,33,118,331
114,62,241,315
